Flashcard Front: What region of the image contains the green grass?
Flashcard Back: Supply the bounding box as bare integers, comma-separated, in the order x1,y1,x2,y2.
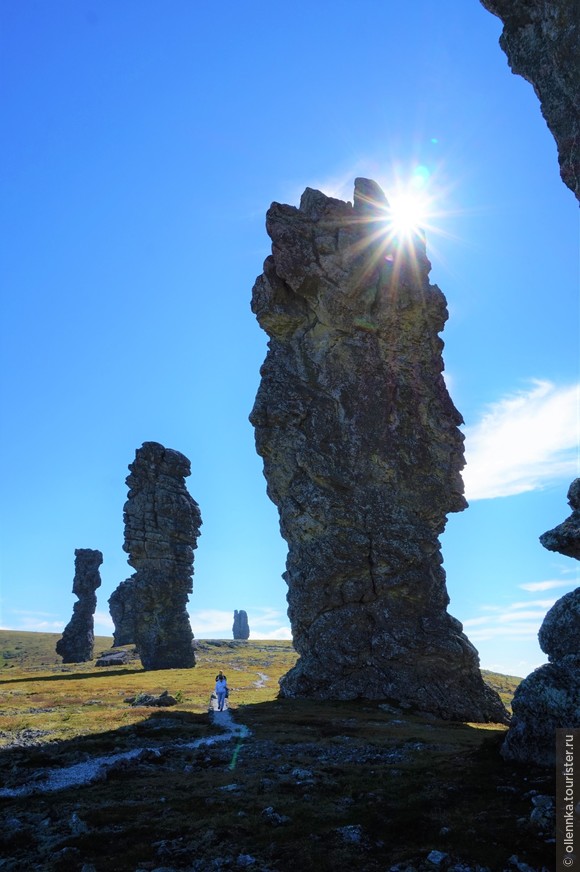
0,631,553,872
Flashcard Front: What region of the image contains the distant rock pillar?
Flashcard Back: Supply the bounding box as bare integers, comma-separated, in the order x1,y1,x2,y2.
250,178,507,722
123,441,202,670
56,549,103,663
233,609,250,640
108,578,136,647
502,480,580,764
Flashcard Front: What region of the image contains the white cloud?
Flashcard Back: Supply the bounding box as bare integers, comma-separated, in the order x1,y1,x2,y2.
462,380,579,500
94,611,114,635
520,579,578,592
462,594,558,643
1,612,64,633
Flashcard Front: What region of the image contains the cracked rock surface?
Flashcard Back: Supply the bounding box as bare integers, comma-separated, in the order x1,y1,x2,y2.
250,179,507,722
123,441,201,670
480,0,580,202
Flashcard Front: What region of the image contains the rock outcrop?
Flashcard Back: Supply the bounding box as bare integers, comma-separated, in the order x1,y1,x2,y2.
480,0,580,202
502,484,580,764
108,578,136,647
56,549,103,663
233,609,250,640
539,477,580,559
123,441,201,670
250,178,507,722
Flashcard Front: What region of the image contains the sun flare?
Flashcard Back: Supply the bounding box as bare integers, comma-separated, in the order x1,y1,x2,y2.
387,189,429,239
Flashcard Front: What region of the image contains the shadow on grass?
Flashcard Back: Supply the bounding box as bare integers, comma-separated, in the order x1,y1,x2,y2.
0,707,215,780
0,667,146,686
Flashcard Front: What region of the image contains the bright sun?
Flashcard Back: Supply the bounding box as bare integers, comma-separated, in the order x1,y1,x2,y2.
384,164,434,242
387,190,429,239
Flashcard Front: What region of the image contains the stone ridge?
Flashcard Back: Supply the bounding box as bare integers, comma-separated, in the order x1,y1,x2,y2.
250,178,507,722
56,549,103,663
480,0,580,201
123,441,201,670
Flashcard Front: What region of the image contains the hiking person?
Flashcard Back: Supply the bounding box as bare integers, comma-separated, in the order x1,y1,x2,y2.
215,671,228,711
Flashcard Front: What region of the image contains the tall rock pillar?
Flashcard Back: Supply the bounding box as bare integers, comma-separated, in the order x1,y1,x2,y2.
56,548,103,663
250,178,506,722
123,441,201,670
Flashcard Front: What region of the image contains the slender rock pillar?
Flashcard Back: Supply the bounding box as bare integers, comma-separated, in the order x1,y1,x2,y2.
250,178,507,722
56,549,103,663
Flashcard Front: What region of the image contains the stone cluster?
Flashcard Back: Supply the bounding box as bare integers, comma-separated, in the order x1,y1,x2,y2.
56,549,103,663
233,609,250,640
108,578,136,647
502,481,580,764
250,178,507,722
480,0,580,202
123,441,202,670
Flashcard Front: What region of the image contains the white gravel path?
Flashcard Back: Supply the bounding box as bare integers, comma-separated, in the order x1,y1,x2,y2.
0,707,250,798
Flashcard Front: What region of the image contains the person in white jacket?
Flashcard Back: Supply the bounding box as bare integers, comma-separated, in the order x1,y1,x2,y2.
215,671,228,711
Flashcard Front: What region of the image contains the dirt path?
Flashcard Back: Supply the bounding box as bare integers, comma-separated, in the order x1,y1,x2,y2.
0,706,250,798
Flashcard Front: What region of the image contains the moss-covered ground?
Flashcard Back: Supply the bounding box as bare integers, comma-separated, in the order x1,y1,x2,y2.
0,631,553,871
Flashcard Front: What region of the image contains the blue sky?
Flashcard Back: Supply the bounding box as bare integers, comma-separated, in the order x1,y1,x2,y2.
1,1,578,678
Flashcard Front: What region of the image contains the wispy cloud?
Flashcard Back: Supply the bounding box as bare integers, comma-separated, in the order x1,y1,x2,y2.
520,579,578,592
462,591,565,643
0,610,64,633
94,611,114,635
462,380,579,500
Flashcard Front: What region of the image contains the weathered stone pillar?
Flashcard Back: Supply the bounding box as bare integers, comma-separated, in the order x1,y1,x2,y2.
233,609,250,640
56,549,103,663
108,578,136,647
250,178,507,722
123,441,201,670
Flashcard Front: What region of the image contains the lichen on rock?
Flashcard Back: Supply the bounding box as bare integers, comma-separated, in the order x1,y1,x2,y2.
56,549,103,663
123,441,201,670
250,178,507,722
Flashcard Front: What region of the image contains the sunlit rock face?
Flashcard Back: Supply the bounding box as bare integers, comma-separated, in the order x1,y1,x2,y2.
233,609,250,640
109,578,136,647
502,484,580,764
123,441,201,670
250,179,507,722
480,0,580,202
56,549,103,663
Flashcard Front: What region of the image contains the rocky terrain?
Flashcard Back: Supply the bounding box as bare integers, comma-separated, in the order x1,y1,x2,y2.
56,549,103,664
0,631,551,872
251,177,506,723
